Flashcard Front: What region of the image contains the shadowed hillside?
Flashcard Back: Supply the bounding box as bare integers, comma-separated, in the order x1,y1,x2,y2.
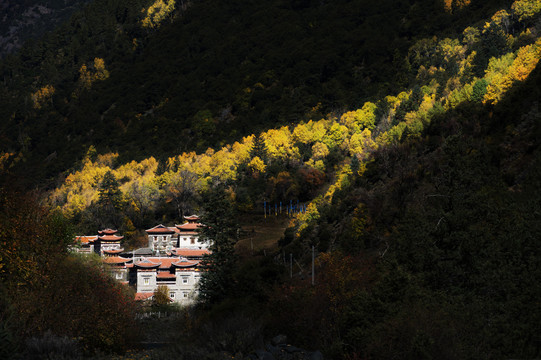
0,0,513,186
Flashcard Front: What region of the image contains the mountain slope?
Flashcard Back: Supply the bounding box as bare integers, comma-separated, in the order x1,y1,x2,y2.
0,0,93,57
1,0,541,358
270,39,541,360
0,0,512,186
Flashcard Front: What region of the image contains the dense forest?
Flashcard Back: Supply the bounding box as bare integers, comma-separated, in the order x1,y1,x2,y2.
0,0,94,57
1,0,541,358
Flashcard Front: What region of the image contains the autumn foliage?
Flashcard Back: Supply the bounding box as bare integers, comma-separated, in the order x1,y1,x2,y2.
0,186,138,353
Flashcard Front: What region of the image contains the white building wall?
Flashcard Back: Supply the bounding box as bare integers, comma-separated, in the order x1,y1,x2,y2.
175,270,201,304
134,268,201,304
136,270,157,293
149,234,175,254
178,235,209,249
113,268,128,282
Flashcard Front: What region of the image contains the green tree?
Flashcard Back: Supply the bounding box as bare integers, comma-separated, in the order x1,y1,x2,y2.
153,285,171,306
250,134,268,161
197,184,239,305
96,170,124,228
471,78,488,102
98,171,123,209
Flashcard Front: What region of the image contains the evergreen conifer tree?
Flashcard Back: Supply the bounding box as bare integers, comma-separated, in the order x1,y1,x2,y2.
96,170,124,228
197,184,239,305
250,134,268,161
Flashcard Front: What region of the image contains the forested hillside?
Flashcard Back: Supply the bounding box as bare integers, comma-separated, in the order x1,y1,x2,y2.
0,0,512,186
0,0,93,57
1,0,541,358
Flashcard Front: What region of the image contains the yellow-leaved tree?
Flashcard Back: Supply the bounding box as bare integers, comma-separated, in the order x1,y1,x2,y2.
484,39,541,104
31,85,55,109
511,0,541,22
74,58,110,97
339,102,377,133
263,126,300,162
248,156,267,176
142,0,176,29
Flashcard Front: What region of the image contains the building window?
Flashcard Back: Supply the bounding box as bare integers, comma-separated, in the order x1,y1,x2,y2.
144,277,150,285
190,237,195,244
182,277,189,284
183,292,188,298
115,272,122,280
170,292,175,298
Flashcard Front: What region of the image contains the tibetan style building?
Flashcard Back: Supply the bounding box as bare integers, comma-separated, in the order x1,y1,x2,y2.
175,215,207,249
103,255,203,304
146,224,177,255
73,215,209,304
72,229,123,256
97,229,124,255
130,256,202,303
146,215,208,256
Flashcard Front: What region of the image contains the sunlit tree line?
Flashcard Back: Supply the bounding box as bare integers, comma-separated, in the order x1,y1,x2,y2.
49,0,541,248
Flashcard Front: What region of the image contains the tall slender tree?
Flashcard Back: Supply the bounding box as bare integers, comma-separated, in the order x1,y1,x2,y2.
197,184,239,305
96,170,124,228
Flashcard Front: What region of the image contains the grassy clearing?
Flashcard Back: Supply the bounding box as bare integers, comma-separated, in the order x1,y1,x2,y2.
237,213,291,252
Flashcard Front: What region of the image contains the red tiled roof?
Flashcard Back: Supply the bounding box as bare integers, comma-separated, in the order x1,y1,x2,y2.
133,256,201,269
146,224,175,234
184,215,200,221
157,258,180,269
135,292,154,301
103,248,124,254
134,259,161,268
98,235,124,241
176,222,201,230
99,228,118,235
157,272,176,279
75,235,98,244
172,259,199,268
172,249,210,257
103,256,131,265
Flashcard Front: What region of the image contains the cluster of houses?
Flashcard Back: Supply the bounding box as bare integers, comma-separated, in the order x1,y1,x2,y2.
73,215,210,304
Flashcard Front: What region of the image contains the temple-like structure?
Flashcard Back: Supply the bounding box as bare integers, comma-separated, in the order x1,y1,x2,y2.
72,229,123,256
72,215,209,304
146,215,208,255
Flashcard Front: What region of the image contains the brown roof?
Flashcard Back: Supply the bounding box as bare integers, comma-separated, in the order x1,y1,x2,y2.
98,235,124,241
157,258,181,269
103,256,131,265
134,259,161,268
133,257,201,269
103,248,124,254
146,224,175,234
172,259,199,268
176,222,201,230
135,292,154,301
75,235,98,244
157,272,176,279
184,215,200,221
172,249,210,257
99,228,118,235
